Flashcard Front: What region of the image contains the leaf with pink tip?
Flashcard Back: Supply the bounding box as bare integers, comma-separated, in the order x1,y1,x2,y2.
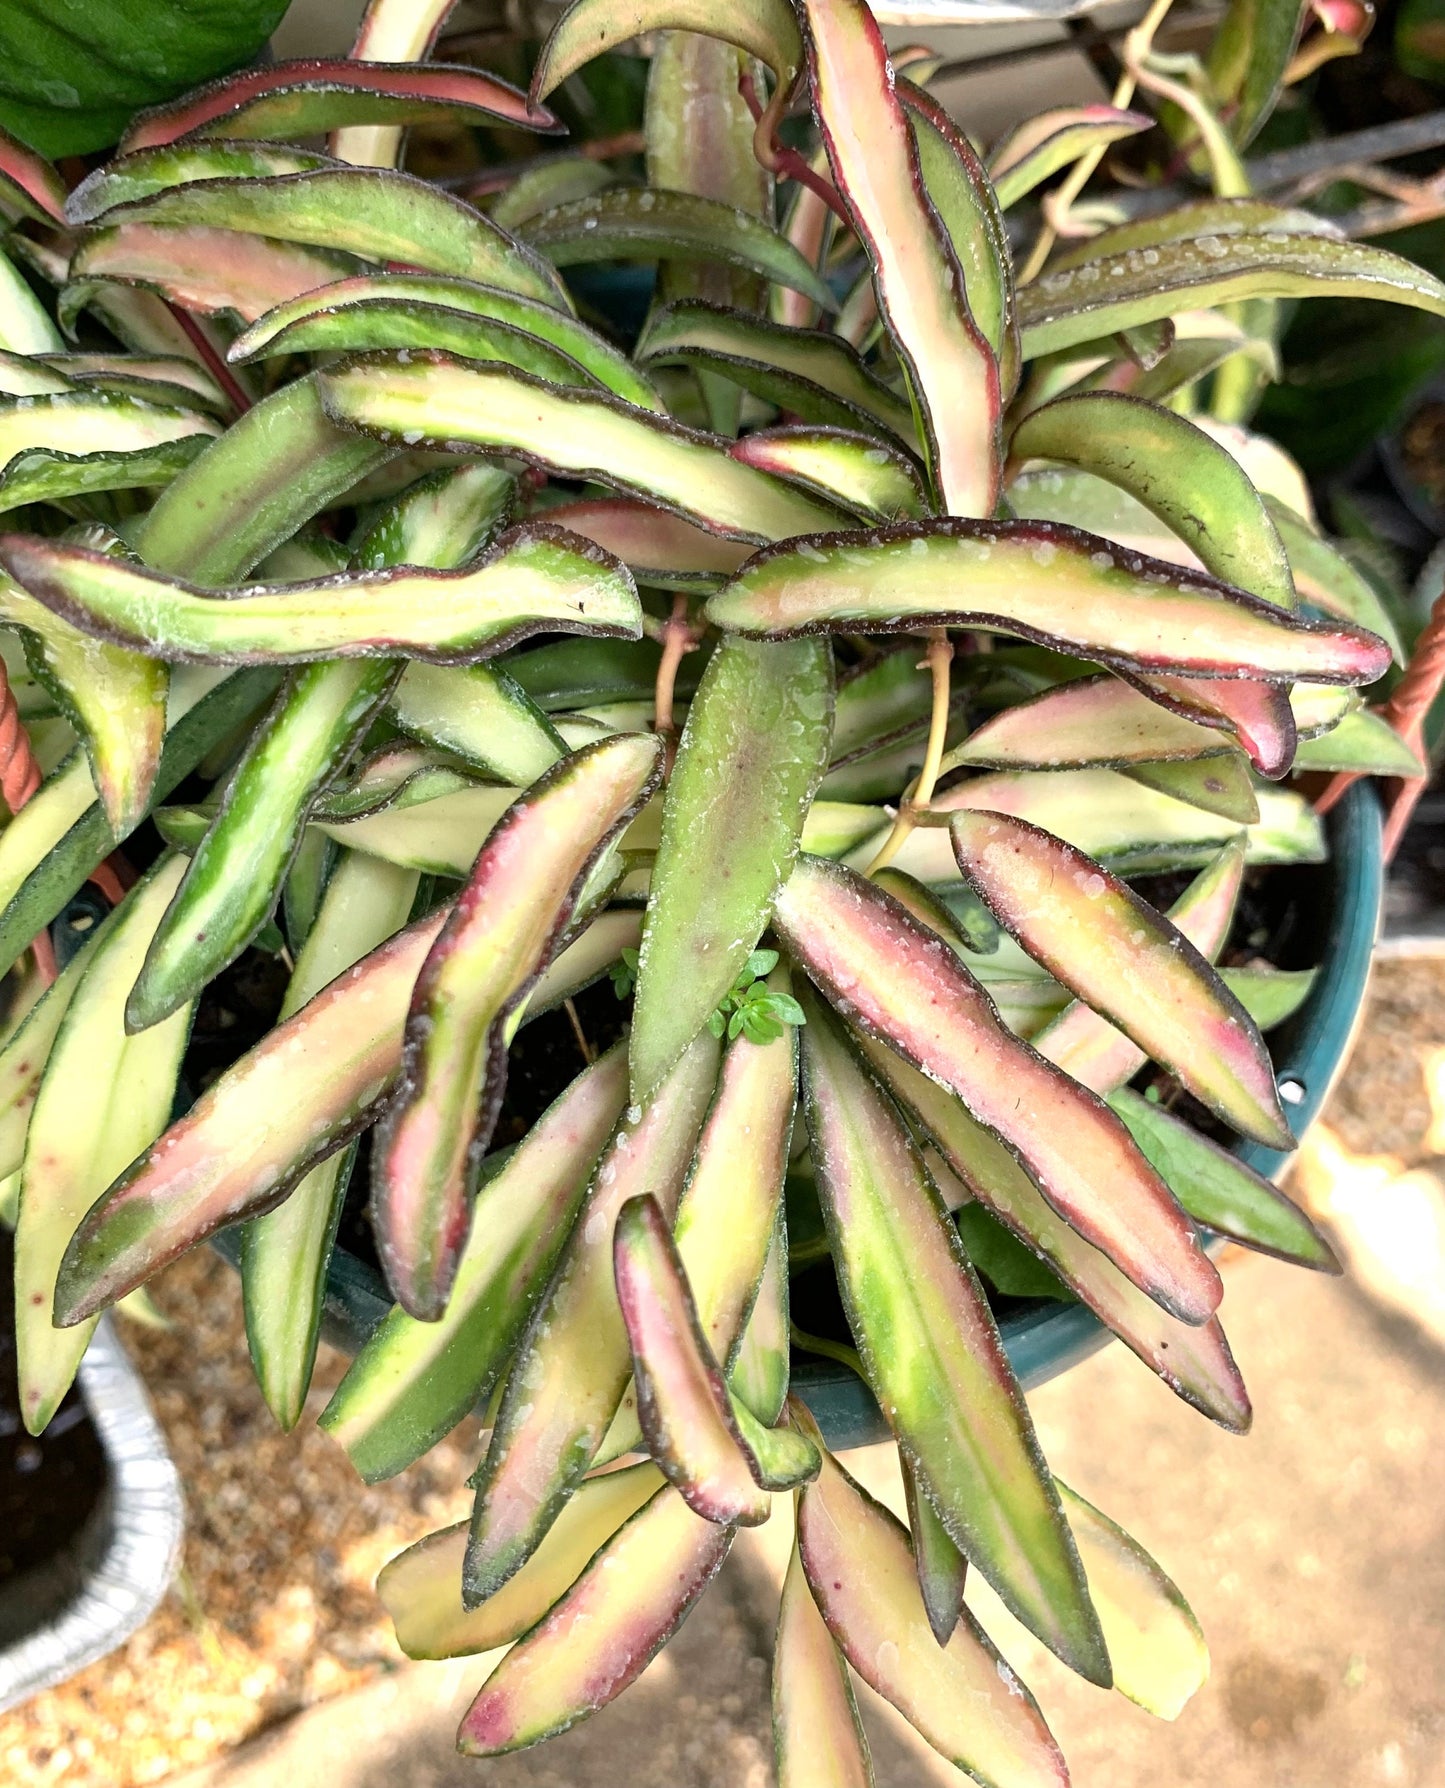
465,1029,721,1606
379,1461,665,1661
614,1194,771,1526
987,107,1154,209
1034,843,1244,1095
52,903,448,1328
705,520,1391,687
0,125,66,224
800,0,999,516
81,168,569,310
773,856,1221,1323
950,810,1290,1148
903,1456,968,1646
942,675,1244,775
457,1482,732,1756
773,1539,875,1788
322,1041,630,1481
596,1005,798,1470
730,428,927,524
119,60,560,153
531,0,803,169
796,1439,1070,1787
373,734,661,1319
799,990,1106,1681
859,1034,1251,1431
1136,672,1297,777
69,223,360,324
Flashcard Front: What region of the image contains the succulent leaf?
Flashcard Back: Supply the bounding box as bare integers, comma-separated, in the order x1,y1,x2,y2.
631,635,833,1100
799,989,1107,1679
323,1041,630,1479
773,1539,875,1788
774,855,1222,1321
796,1438,1071,1786
950,809,1291,1147
465,1028,720,1606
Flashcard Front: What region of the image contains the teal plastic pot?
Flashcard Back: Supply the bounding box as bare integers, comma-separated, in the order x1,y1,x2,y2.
210,783,1382,1453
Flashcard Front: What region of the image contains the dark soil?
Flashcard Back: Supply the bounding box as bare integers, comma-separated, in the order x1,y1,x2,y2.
0,1228,106,1594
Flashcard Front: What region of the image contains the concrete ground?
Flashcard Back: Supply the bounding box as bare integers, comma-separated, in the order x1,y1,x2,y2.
169,1194,1445,1788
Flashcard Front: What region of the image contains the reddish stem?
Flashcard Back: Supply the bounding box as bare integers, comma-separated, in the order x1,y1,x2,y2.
738,69,853,229
0,658,55,982
1316,583,1445,860
166,305,253,417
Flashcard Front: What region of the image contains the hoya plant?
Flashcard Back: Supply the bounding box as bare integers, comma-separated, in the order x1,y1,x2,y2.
0,0,1438,1774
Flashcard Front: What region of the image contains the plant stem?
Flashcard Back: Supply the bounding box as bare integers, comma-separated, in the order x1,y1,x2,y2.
166,306,253,417
1019,0,1178,283
738,69,853,227
563,996,594,1065
652,594,697,767
865,630,954,875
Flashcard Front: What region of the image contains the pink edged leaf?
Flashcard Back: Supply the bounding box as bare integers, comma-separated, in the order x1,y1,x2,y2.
796,1433,1070,1788
530,0,803,168
773,856,1221,1323
943,675,1241,775
373,732,663,1319
730,427,927,524
69,223,360,324
120,60,560,153
705,520,1391,688
53,905,449,1327
1034,843,1244,1096
773,1539,875,1788
950,810,1292,1148
800,0,1000,517
597,1008,799,1466
0,523,645,666
0,125,66,224
903,1457,968,1647
1056,1480,1209,1720
614,1194,771,1526
465,1029,721,1606
321,1041,631,1482
378,1461,665,1660
1135,672,1297,778
899,79,1019,397
457,1482,733,1756
987,106,1154,208
316,352,847,544
799,990,1107,1683
79,168,569,311
858,1033,1252,1432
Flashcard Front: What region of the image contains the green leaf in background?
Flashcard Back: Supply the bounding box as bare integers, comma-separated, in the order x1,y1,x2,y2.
0,0,290,157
